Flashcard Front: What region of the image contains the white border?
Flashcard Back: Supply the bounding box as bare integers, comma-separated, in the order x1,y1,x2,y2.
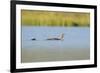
16,4,95,69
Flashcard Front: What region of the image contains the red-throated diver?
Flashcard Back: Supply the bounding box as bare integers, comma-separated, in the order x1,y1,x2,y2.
31,38,36,40
46,33,64,40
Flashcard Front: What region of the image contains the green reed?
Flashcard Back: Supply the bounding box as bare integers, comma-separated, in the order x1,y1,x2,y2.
21,10,90,27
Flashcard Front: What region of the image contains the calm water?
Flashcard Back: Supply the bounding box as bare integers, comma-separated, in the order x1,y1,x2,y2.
21,26,90,63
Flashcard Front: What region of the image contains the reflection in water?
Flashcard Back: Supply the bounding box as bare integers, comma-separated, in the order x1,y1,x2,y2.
21,26,90,63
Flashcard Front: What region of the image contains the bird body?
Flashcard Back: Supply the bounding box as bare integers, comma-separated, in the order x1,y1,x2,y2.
46,33,64,40
31,33,64,41
31,38,36,40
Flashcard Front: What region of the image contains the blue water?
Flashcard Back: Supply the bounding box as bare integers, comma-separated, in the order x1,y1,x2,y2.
21,26,90,63
22,26,90,49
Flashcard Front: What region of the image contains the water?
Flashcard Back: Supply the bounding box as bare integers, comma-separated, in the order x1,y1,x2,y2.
21,26,90,63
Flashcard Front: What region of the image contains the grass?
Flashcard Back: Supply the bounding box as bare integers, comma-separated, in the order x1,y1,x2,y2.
21,10,90,27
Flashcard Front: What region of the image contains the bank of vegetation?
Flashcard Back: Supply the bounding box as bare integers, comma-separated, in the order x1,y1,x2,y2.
21,10,90,27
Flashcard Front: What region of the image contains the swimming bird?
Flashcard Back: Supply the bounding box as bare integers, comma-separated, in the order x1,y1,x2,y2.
46,33,64,40
31,38,36,40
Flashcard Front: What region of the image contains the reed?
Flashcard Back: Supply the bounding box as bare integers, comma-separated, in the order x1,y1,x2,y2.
21,10,90,27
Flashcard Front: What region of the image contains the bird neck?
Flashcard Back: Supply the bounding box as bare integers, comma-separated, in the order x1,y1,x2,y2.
59,34,64,39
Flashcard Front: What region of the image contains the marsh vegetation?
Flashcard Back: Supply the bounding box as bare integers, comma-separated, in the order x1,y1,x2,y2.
21,10,90,27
